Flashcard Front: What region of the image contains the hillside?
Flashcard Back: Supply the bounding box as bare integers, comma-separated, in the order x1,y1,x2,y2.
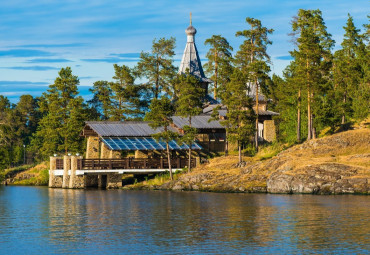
127,127,370,194
2,162,49,186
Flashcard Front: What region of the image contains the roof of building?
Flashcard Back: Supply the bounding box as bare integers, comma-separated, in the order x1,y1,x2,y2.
85,121,178,137
178,21,211,83
203,95,220,105
258,109,279,116
172,115,224,129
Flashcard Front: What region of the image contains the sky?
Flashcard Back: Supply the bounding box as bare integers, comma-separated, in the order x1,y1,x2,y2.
0,0,368,103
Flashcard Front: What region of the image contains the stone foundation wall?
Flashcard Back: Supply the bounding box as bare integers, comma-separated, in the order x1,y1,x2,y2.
50,176,63,188
85,175,99,188
107,173,122,189
69,176,84,189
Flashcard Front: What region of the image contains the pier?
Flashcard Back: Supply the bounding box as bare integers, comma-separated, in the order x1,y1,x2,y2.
49,156,196,189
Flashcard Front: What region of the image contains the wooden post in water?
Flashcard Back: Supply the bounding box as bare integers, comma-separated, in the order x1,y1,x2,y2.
62,155,71,188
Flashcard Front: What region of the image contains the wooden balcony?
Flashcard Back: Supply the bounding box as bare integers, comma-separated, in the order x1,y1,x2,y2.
56,157,195,170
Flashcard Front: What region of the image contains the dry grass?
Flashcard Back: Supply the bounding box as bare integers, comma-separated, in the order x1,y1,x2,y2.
10,162,49,186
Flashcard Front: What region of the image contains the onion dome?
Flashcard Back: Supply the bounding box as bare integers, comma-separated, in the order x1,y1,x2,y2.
185,25,197,36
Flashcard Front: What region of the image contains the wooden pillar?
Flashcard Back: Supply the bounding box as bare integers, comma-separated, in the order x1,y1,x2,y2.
62,155,71,188
86,136,99,159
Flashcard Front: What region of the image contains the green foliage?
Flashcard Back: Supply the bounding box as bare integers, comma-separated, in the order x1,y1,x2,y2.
333,14,368,124
221,69,256,162
175,71,204,170
290,9,335,140
145,96,178,179
110,64,148,120
31,67,86,160
234,17,274,94
204,35,234,99
136,37,177,99
0,94,39,168
88,80,113,120
88,65,149,121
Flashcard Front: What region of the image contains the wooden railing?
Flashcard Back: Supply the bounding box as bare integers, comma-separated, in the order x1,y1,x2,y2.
75,157,196,170
56,159,64,169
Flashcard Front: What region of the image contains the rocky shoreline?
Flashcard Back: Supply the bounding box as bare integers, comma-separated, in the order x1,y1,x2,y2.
124,128,370,194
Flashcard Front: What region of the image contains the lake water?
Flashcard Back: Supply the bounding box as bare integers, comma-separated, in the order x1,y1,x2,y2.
0,186,368,254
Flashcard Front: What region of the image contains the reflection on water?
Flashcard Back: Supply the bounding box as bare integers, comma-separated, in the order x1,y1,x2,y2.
0,186,369,254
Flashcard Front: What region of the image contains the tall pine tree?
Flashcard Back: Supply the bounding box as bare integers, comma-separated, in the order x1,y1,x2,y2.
290,9,334,140
136,37,177,99
145,97,178,180
204,35,234,99
32,67,86,159
234,17,273,151
175,72,204,172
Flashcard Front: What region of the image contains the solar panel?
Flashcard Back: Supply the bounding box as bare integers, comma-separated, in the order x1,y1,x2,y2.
101,137,202,151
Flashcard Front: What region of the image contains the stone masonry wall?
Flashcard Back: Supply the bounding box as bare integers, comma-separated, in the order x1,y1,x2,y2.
86,136,100,159
263,120,276,142
107,173,122,189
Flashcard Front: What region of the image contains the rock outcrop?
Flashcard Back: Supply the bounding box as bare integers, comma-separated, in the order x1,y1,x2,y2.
267,163,369,194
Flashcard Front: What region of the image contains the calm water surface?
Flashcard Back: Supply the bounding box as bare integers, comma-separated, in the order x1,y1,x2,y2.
0,186,369,254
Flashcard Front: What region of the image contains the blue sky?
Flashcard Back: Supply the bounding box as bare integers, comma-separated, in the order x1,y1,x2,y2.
0,0,368,103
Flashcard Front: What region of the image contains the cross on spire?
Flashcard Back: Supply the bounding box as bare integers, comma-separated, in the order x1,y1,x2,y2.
190,12,192,26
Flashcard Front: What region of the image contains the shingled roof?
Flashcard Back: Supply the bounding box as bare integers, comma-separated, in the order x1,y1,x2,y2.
172,115,224,129
84,121,178,137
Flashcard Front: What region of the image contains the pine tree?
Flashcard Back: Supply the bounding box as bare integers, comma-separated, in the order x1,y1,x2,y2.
136,37,177,99
333,14,367,124
32,67,86,159
204,35,233,99
175,72,204,172
145,97,178,180
351,15,370,120
290,9,334,140
221,69,256,163
88,80,113,120
234,17,273,151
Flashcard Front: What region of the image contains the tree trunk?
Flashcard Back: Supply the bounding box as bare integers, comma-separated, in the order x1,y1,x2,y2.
214,51,218,99
255,80,259,151
188,116,192,173
297,88,301,142
188,147,192,173
307,59,312,141
238,142,242,163
155,57,160,99
341,92,346,125
166,142,173,180
224,130,228,157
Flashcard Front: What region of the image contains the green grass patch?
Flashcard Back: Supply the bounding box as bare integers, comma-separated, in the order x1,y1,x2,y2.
12,169,49,186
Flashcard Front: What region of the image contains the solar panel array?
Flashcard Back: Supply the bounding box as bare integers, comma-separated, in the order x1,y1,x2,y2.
101,137,202,151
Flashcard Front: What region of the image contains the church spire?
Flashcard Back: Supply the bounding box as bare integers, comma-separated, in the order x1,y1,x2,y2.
179,13,211,93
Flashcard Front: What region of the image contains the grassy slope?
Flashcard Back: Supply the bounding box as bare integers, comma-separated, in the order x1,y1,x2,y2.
4,162,49,186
